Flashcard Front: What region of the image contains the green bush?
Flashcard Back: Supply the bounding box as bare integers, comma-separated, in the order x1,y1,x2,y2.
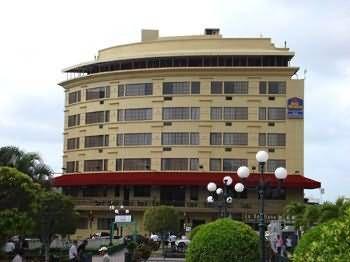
186,218,259,262
189,224,204,240
293,208,350,262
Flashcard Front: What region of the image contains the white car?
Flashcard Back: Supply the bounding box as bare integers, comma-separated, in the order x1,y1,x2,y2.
150,234,161,242
175,236,190,250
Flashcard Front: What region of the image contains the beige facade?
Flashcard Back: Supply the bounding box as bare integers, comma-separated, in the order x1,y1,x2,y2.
57,29,311,239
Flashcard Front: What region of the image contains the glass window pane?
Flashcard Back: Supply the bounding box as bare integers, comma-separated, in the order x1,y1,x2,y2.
210,133,222,145
211,81,222,94
211,107,222,120
210,159,221,171
191,81,200,94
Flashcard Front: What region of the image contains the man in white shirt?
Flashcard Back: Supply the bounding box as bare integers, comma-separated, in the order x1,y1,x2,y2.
3,240,15,254
99,247,110,262
69,240,78,262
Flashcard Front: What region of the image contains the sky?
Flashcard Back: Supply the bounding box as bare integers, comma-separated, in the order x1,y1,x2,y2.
0,0,349,202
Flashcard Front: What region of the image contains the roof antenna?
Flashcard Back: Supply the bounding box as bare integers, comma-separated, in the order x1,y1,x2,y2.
284,41,287,48
259,33,263,38
304,69,308,80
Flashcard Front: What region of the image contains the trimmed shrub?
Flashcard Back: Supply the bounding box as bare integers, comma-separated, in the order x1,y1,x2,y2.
293,208,350,262
189,224,204,240
186,218,259,262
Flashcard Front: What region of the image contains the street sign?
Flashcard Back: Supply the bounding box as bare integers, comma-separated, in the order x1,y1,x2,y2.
115,215,132,223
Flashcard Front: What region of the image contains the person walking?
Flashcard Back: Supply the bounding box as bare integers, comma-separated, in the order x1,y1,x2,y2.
77,240,88,262
69,240,78,262
98,247,110,262
11,249,23,262
276,235,283,256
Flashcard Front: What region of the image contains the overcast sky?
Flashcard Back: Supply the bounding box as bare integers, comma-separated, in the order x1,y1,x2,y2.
0,0,349,202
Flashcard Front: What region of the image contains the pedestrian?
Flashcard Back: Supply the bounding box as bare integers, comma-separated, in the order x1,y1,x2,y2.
98,246,110,262
11,249,23,262
69,240,78,262
78,240,88,262
285,235,293,253
3,238,15,258
276,235,283,256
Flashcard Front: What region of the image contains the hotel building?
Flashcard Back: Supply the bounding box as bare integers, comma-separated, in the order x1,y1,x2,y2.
54,29,320,238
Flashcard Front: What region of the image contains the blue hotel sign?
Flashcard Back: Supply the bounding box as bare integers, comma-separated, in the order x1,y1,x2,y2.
287,97,304,119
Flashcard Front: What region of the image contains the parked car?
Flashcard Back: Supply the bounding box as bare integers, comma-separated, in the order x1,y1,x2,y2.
175,236,190,251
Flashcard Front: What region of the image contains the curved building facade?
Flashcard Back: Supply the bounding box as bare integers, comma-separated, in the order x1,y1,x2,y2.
55,29,320,238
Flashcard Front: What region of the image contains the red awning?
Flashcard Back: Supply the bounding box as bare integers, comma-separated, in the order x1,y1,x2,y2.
53,172,321,189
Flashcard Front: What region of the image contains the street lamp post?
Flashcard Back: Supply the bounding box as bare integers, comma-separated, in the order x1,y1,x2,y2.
207,176,234,218
109,204,130,245
237,150,288,262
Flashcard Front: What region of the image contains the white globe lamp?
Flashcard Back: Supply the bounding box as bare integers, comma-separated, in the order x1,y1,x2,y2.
256,151,269,163
223,176,233,186
216,188,223,195
237,166,250,179
207,196,214,203
275,167,288,180
207,182,217,192
234,182,245,193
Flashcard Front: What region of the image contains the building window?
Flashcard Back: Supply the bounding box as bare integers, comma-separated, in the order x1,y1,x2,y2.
223,159,248,171
78,217,88,229
259,107,286,120
258,107,266,120
267,159,286,172
224,81,248,94
190,186,199,201
97,218,114,230
163,82,189,94
117,108,152,121
86,86,110,100
123,159,151,171
118,83,153,96
259,81,286,94
191,81,200,94
211,81,223,94
223,133,248,145
85,111,110,124
211,81,248,94
161,158,195,170
190,158,199,170
210,107,222,120
84,159,108,171
117,133,152,146
116,159,151,171
134,186,151,197
68,90,81,104
114,186,120,197
67,138,80,150
210,159,221,171
85,135,109,148
161,132,199,145
66,161,79,173
259,133,286,146
268,108,286,120
82,186,108,197
210,133,222,145
162,107,200,120
68,114,80,127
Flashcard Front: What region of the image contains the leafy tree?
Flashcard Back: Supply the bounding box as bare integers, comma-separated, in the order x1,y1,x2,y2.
293,208,350,261
0,146,52,182
285,198,350,232
143,206,180,256
144,206,180,234
186,218,259,262
0,209,34,248
33,190,79,262
0,167,41,212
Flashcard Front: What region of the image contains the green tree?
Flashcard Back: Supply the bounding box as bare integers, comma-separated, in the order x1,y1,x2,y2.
33,190,79,262
186,218,259,262
293,208,350,261
0,167,40,246
0,146,52,182
0,209,34,248
143,206,180,256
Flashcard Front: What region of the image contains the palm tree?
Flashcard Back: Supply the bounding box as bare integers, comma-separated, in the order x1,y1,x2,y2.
0,146,52,182
318,197,350,223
